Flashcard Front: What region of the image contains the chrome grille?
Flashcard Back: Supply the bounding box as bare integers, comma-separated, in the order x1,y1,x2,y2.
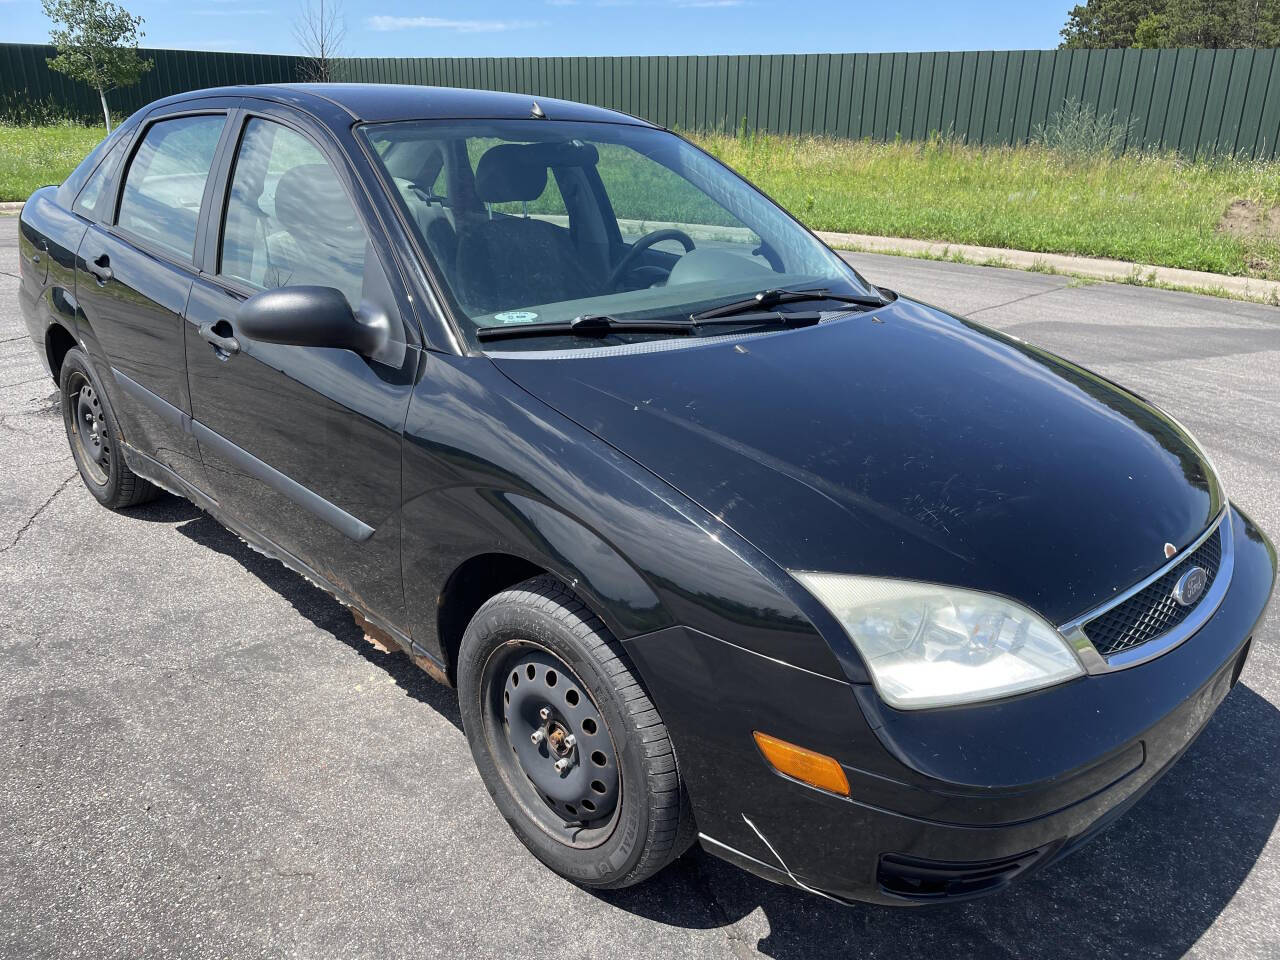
1083,526,1224,657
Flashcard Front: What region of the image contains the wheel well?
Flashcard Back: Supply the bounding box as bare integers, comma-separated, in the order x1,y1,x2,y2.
437,553,546,684
45,324,77,383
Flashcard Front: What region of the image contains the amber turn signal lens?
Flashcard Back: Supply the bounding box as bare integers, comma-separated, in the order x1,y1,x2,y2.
752,731,850,796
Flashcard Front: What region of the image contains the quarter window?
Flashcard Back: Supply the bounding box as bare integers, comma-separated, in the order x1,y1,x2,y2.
116,114,225,260
73,131,130,221
219,118,368,309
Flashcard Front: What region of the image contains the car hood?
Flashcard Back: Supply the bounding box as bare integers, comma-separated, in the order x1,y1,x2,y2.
491,299,1223,625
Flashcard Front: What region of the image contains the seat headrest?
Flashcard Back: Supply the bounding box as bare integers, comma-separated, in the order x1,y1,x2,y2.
474,144,548,203
473,141,600,203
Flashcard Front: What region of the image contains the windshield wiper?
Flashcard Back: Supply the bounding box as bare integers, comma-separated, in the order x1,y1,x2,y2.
476,310,824,343
691,287,885,321
476,314,695,342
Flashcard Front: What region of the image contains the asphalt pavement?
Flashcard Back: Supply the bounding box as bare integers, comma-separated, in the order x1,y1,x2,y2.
2,222,1278,959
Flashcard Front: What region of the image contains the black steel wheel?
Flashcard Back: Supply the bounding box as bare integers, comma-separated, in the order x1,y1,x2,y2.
59,346,159,509
458,575,695,888
488,644,621,845
67,373,110,485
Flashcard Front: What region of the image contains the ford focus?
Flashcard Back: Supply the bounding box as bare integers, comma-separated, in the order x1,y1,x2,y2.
16,84,1276,904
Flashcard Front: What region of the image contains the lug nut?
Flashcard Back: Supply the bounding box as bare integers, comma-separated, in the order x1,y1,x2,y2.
539,707,551,721
562,734,576,749
554,757,573,773
530,729,546,744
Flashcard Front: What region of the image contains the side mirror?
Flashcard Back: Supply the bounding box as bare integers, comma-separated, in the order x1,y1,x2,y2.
236,285,389,358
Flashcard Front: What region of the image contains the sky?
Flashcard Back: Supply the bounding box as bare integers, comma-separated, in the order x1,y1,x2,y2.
4,0,1070,58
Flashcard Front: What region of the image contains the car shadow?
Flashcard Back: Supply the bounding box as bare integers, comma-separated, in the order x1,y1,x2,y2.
595,681,1280,959
132,493,464,732
132,493,1276,958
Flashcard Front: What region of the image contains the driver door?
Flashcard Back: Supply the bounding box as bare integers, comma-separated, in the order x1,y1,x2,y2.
184,108,419,629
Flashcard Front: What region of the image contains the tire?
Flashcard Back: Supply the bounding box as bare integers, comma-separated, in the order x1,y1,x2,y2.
457,575,695,888
59,347,159,510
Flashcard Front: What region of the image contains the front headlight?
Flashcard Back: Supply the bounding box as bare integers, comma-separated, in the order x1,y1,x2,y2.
792,573,1084,710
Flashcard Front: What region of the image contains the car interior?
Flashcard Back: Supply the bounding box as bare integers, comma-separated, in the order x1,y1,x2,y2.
371,128,783,322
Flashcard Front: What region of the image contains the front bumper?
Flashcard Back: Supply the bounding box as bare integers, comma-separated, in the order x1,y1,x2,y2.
623,505,1276,905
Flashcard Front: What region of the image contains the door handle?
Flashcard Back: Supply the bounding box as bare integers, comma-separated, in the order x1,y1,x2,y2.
86,254,113,283
198,320,241,357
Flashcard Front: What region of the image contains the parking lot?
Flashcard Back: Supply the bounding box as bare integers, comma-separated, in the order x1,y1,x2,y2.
2,220,1278,959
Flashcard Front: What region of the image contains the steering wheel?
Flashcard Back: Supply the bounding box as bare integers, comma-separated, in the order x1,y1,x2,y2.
607,228,696,289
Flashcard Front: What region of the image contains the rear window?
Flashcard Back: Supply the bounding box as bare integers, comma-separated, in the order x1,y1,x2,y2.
116,114,225,261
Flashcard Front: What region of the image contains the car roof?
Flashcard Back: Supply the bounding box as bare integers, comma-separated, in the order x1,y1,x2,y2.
150,83,656,127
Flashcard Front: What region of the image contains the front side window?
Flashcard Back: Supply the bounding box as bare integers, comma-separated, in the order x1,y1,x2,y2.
363,119,871,350
219,118,368,309
116,114,225,260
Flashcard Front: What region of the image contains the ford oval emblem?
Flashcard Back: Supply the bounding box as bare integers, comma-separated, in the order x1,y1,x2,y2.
1172,566,1208,607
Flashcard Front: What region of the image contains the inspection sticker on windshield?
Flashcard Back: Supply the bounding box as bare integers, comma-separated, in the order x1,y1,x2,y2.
494,311,539,324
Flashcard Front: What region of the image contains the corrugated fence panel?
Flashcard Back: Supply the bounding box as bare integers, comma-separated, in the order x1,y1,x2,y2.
4,43,1280,156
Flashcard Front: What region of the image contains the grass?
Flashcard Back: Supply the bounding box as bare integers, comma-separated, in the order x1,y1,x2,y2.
692,132,1280,280
5,123,1280,286
0,123,105,202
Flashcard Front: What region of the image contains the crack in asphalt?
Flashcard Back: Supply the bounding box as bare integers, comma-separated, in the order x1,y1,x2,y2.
25,455,73,467
965,282,1070,317
687,857,761,960
1,471,77,555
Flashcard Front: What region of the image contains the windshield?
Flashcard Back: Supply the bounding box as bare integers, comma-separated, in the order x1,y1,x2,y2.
361,119,875,351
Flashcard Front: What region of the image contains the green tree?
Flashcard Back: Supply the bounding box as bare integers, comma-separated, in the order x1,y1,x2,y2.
42,0,152,132
1061,0,1162,47
1060,0,1280,47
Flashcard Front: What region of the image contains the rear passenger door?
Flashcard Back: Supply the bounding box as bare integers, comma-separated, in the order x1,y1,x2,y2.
184,106,419,630
75,104,235,491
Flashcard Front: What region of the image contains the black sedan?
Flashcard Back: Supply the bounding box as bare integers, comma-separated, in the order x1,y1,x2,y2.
16,83,1276,905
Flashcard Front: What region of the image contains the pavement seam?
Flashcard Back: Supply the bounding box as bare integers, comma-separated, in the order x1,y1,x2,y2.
1,471,77,555
965,283,1072,318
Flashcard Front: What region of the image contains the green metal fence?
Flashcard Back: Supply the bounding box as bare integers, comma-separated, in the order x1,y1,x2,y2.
0,43,304,123
4,42,1280,158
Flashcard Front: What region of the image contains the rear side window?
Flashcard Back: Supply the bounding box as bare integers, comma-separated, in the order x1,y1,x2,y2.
219,118,368,309
116,114,225,260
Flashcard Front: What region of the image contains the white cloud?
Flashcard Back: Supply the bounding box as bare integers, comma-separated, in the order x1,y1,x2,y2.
366,15,542,32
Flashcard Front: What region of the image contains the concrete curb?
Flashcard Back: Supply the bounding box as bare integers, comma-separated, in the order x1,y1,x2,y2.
816,230,1280,305
0,201,24,214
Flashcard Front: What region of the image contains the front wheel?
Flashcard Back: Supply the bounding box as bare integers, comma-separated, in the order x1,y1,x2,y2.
457,575,695,888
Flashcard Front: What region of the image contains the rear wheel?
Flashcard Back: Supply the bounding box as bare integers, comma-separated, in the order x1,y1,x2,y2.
59,347,159,510
457,575,694,888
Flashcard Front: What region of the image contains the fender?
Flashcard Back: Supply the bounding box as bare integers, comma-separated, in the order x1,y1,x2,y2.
484,492,667,635
17,189,87,381
400,350,846,681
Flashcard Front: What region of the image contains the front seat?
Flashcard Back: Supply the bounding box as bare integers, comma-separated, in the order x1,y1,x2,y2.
453,144,601,314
